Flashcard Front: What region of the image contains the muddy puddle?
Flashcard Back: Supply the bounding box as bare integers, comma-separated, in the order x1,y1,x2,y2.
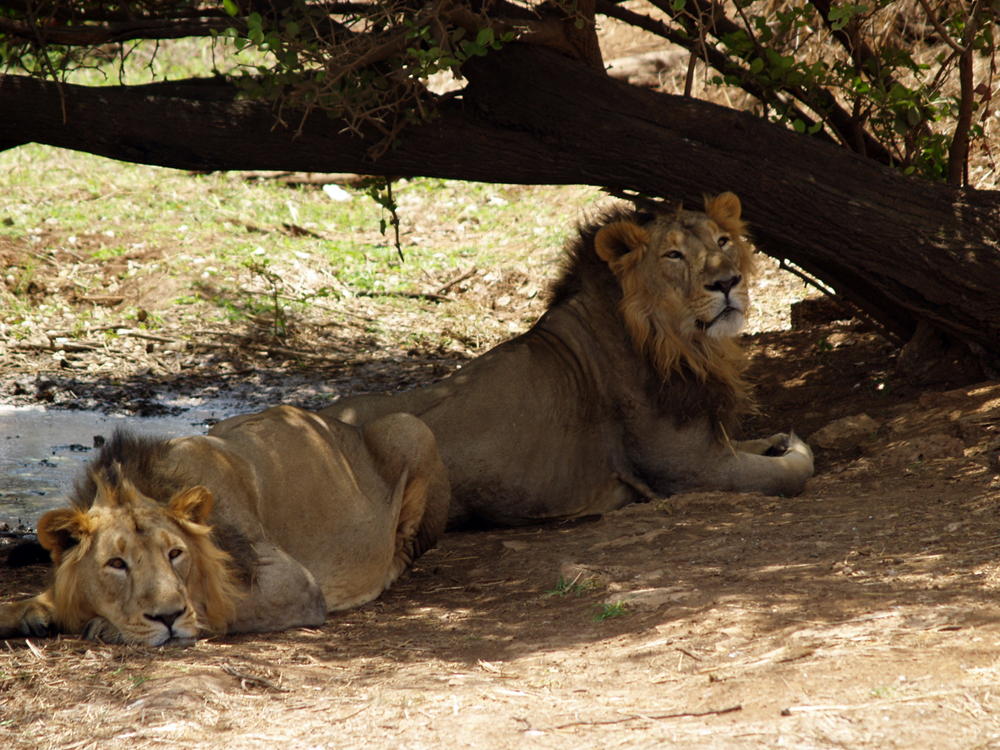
0,400,241,528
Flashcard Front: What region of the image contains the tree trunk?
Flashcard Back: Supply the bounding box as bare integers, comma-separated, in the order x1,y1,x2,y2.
1,44,998,369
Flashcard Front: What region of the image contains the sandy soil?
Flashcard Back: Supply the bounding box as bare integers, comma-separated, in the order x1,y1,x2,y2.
2,213,1000,749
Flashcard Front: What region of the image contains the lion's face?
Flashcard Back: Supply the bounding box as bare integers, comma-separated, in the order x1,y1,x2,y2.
643,208,750,339
597,192,753,341
38,474,223,646
594,192,754,382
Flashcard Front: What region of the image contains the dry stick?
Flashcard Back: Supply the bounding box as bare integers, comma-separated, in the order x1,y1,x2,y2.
188,339,344,363
24,639,46,660
114,329,179,344
116,327,345,362
435,267,477,295
355,289,450,303
220,665,288,693
551,704,742,729
675,646,703,662
12,341,100,352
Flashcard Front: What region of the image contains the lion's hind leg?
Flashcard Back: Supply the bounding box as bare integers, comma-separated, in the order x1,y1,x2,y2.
361,413,451,589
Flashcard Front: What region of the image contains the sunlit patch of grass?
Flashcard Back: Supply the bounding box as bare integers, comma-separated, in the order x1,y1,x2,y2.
0,136,605,361
593,601,629,621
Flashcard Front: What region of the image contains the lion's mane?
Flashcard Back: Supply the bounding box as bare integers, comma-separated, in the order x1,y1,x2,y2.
42,431,252,634
549,202,755,430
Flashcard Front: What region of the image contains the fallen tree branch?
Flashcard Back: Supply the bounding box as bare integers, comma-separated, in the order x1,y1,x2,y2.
2,43,998,368
550,704,742,729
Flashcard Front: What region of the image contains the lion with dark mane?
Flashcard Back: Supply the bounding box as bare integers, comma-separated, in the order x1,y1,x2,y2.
326,193,813,527
0,406,449,645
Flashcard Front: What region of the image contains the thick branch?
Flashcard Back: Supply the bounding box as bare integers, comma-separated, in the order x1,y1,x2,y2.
0,44,998,366
0,16,238,45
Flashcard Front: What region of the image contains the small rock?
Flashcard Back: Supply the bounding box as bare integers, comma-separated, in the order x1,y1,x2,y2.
810,413,880,451
501,540,530,552
881,433,966,468
606,587,691,611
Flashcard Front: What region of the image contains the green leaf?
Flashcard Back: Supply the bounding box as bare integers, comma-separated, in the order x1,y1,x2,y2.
476,27,495,47
222,0,239,17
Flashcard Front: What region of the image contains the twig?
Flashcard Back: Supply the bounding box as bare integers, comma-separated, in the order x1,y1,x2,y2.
188,338,345,363
12,340,100,352
551,704,741,729
612,471,665,502
777,258,835,296
329,702,373,723
435,267,477,295
355,290,450,303
114,329,180,344
281,222,328,239
675,646,703,662
220,665,288,693
24,639,47,660
915,0,970,55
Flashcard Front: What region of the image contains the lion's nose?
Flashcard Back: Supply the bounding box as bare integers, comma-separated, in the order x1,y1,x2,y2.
705,275,741,295
145,607,186,631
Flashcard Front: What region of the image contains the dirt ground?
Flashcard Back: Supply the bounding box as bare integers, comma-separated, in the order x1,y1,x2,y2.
2,211,1000,749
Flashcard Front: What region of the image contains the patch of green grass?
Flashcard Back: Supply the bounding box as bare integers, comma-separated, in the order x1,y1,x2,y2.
593,601,630,621
546,575,599,598
90,245,130,260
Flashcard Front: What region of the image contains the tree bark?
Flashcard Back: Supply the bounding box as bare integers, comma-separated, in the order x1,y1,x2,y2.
1,43,998,368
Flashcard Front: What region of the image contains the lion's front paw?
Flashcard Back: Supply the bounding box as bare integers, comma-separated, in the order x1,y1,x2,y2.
737,433,793,456
762,432,793,457
18,600,56,637
82,617,125,644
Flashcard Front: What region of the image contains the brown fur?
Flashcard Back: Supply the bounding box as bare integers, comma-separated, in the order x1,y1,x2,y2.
326,193,813,527
0,407,451,644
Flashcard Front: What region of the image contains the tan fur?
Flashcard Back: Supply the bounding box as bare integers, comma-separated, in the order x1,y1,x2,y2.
0,407,450,645
324,193,813,527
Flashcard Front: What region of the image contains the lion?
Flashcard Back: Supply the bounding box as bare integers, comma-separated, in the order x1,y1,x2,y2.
325,193,813,527
0,405,449,645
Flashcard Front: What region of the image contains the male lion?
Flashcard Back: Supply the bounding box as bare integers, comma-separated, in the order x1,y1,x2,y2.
325,193,813,527
0,406,449,645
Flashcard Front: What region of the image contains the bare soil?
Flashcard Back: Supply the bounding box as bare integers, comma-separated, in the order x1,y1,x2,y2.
2,203,1000,749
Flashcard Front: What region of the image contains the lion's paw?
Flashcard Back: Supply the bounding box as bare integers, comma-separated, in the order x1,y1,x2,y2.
18,601,56,637
762,432,793,457
82,617,125,644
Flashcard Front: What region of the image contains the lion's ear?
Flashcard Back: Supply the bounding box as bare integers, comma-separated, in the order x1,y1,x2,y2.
37,508,91,564
168,486,215,525
704,192,742,229
594,221,649,264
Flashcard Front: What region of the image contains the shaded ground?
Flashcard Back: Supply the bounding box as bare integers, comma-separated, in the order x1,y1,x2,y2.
2,227,1000,748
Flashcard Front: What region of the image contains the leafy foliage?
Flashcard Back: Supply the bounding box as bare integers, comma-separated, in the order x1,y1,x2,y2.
620,0,997,182
0,1,994,182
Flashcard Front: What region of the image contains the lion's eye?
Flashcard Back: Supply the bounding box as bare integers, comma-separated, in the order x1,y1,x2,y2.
106,557,128,571
718,236,730,248
168,548,183,561
663,250,684,260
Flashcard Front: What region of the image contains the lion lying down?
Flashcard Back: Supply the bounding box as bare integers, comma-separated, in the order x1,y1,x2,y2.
0,406,449,646
327,193,814,527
